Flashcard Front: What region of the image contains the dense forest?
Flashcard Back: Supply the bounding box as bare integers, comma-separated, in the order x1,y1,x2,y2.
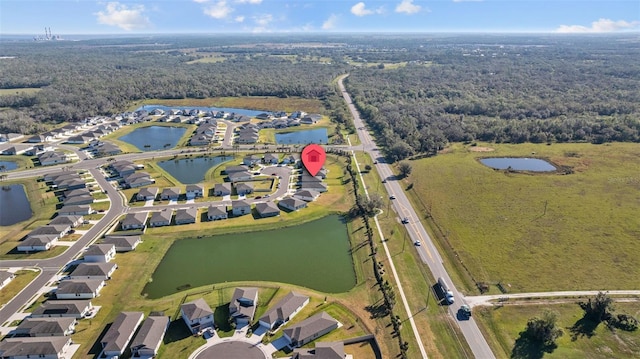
1,34,639,159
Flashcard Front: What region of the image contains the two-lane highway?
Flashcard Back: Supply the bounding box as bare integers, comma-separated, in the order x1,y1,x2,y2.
338,74,495,358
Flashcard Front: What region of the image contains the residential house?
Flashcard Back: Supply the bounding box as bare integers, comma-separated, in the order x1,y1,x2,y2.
235,182,254,195
180,298,214,334
31,300,93,319
124,172,155,188
207,205,228,221
62,195,94,206
95,142,122,157
59,205,92,216
185,184,204,199
282,154,300,165
26,225,69,239
49,215,84,228
121,212,148,230
290,111,307,119
300,181,328,193
228,171,253,182
27,134,52,143
231,200,251,216
136,187,158,201
13,317,77,337
0,133,23,142
235,133,258,144
243,155,261,167
263,153,279,164
65,135,92,144
1,146,25,155
255,202,280,218
292,342,346,359
55,178,86,191
224,165,250,174
0,337,72,359
100,312,144,358
56,279,105,299
63,188,91,199
213,183,232,196
259,292,310,330
0,271,15,289
39,151,71,166
229,287,258,326
175,208,197,225
69,262,117,281
279,197,308,211
47,172,79,184
255,112,272,120
189,133,213,146
160,187,181,201
83,244,116,263
149,210,173,227
101,236,142,252
28,144,54,156
130,315,170,358
300,114,322,124
17,235,58,252
283,312,340,348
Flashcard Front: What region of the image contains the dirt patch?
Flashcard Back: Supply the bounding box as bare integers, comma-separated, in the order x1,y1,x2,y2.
469,146,495,152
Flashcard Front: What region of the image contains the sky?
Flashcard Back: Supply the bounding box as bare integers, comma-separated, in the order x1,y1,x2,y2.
1,0,639,35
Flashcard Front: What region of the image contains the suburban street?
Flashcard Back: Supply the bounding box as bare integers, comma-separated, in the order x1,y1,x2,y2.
338,74,497,359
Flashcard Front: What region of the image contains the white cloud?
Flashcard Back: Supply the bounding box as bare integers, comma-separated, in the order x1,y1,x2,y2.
395,0,421,14
351,2,374,16
203,0,233,19
193,0,209,3
95,2,151,31
452,0,483,2
235,16,245,22
235,0,262,3
556,18,640,33
253,14,273,26
322,14,339,30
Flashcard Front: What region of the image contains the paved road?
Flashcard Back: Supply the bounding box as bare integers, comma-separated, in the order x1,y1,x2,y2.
338,74,496,358
465,290,640,308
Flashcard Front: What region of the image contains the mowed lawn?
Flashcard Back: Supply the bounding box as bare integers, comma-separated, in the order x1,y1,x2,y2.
407,142,640,293
474,302,640,359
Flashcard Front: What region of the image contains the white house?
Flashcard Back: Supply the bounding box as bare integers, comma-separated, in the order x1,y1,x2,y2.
69,262,117,281
0,337,72,359
0,271,15,289
17,235,58,252
101,312,144,358
83,244,116,263
259,291,309,330
185,184,204,199
283,312,339,348
180,298,214,334
130,315,170,358
56,279,105,299
207,205,228,221
101,236,142,252
229,287,258,326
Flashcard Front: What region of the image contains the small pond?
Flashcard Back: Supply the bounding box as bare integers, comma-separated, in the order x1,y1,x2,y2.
0,160,18,172
137,105,265,117
275,128,328,145
480,157,556,172
157,155,232,184
118,126,187,151
0,184,32,226
143,215,356,299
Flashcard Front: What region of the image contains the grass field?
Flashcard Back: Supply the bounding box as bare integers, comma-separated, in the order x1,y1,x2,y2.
403,142,640,294
474,301,640,358
128,96,324,114
0,155,35,171
0,270,40,311
0,88,41,96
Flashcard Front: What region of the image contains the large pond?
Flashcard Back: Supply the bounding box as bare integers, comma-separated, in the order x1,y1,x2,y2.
0,160,18,172
136,105,265,117
118,126,187,151
143,215,356,299
275,128,328,145
480,157,556,172
0,184,32,226
157,156,232,184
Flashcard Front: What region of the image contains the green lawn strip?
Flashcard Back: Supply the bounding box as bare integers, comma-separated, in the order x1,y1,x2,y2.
0,245,67,260
258,128,276,144
0,154,34,170
0,269,40,308
474,302,640,359
92,192,108,200
405,142,640,293
0,179,58,244
129,97,324,113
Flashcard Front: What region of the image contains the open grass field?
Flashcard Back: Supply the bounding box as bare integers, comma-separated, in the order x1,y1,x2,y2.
0,270,40,311
403,142,640,294
0,155,35,171
128,96,324,114
474,301,640,359
0,88,41,96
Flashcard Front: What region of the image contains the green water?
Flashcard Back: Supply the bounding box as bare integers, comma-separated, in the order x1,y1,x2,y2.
143,215,356,299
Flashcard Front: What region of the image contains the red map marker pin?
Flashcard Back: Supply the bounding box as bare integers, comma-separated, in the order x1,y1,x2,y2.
301,144,326,176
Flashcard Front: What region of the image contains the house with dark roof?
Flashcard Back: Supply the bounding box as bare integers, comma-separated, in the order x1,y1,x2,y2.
0,271,15,289
0,337,72,359
282,154,301,165
31,300,93,319
300,181,328,193
101,236,142,252
38,151,71,166
180,298,214,334
130,315,170,358
263,153,279,164
69,262,117,281
229,287,258,326
207,205,228,221
49,215,84,228
232,200,252,216
175,208,197,225
259,292,310,330
292,342,346,359
136,187,159,201
279,197,308,211
121,212,147,230
185,184,204,199
243,155,261,166
62,188,91,199
55,178,86,191
100,312,144,358
161,187,181,201
124,172,155,188
228,171,252,182
235,182,254,195
213,183,232,196
255,201,280,218
59,205,92,216
149,210,173,227
26,225,69,239
62,195,94,206
56,279,105,299
283,312,340,348
17,235,59,252
13,317,77,337
224,165,250,174
83,244,116,263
